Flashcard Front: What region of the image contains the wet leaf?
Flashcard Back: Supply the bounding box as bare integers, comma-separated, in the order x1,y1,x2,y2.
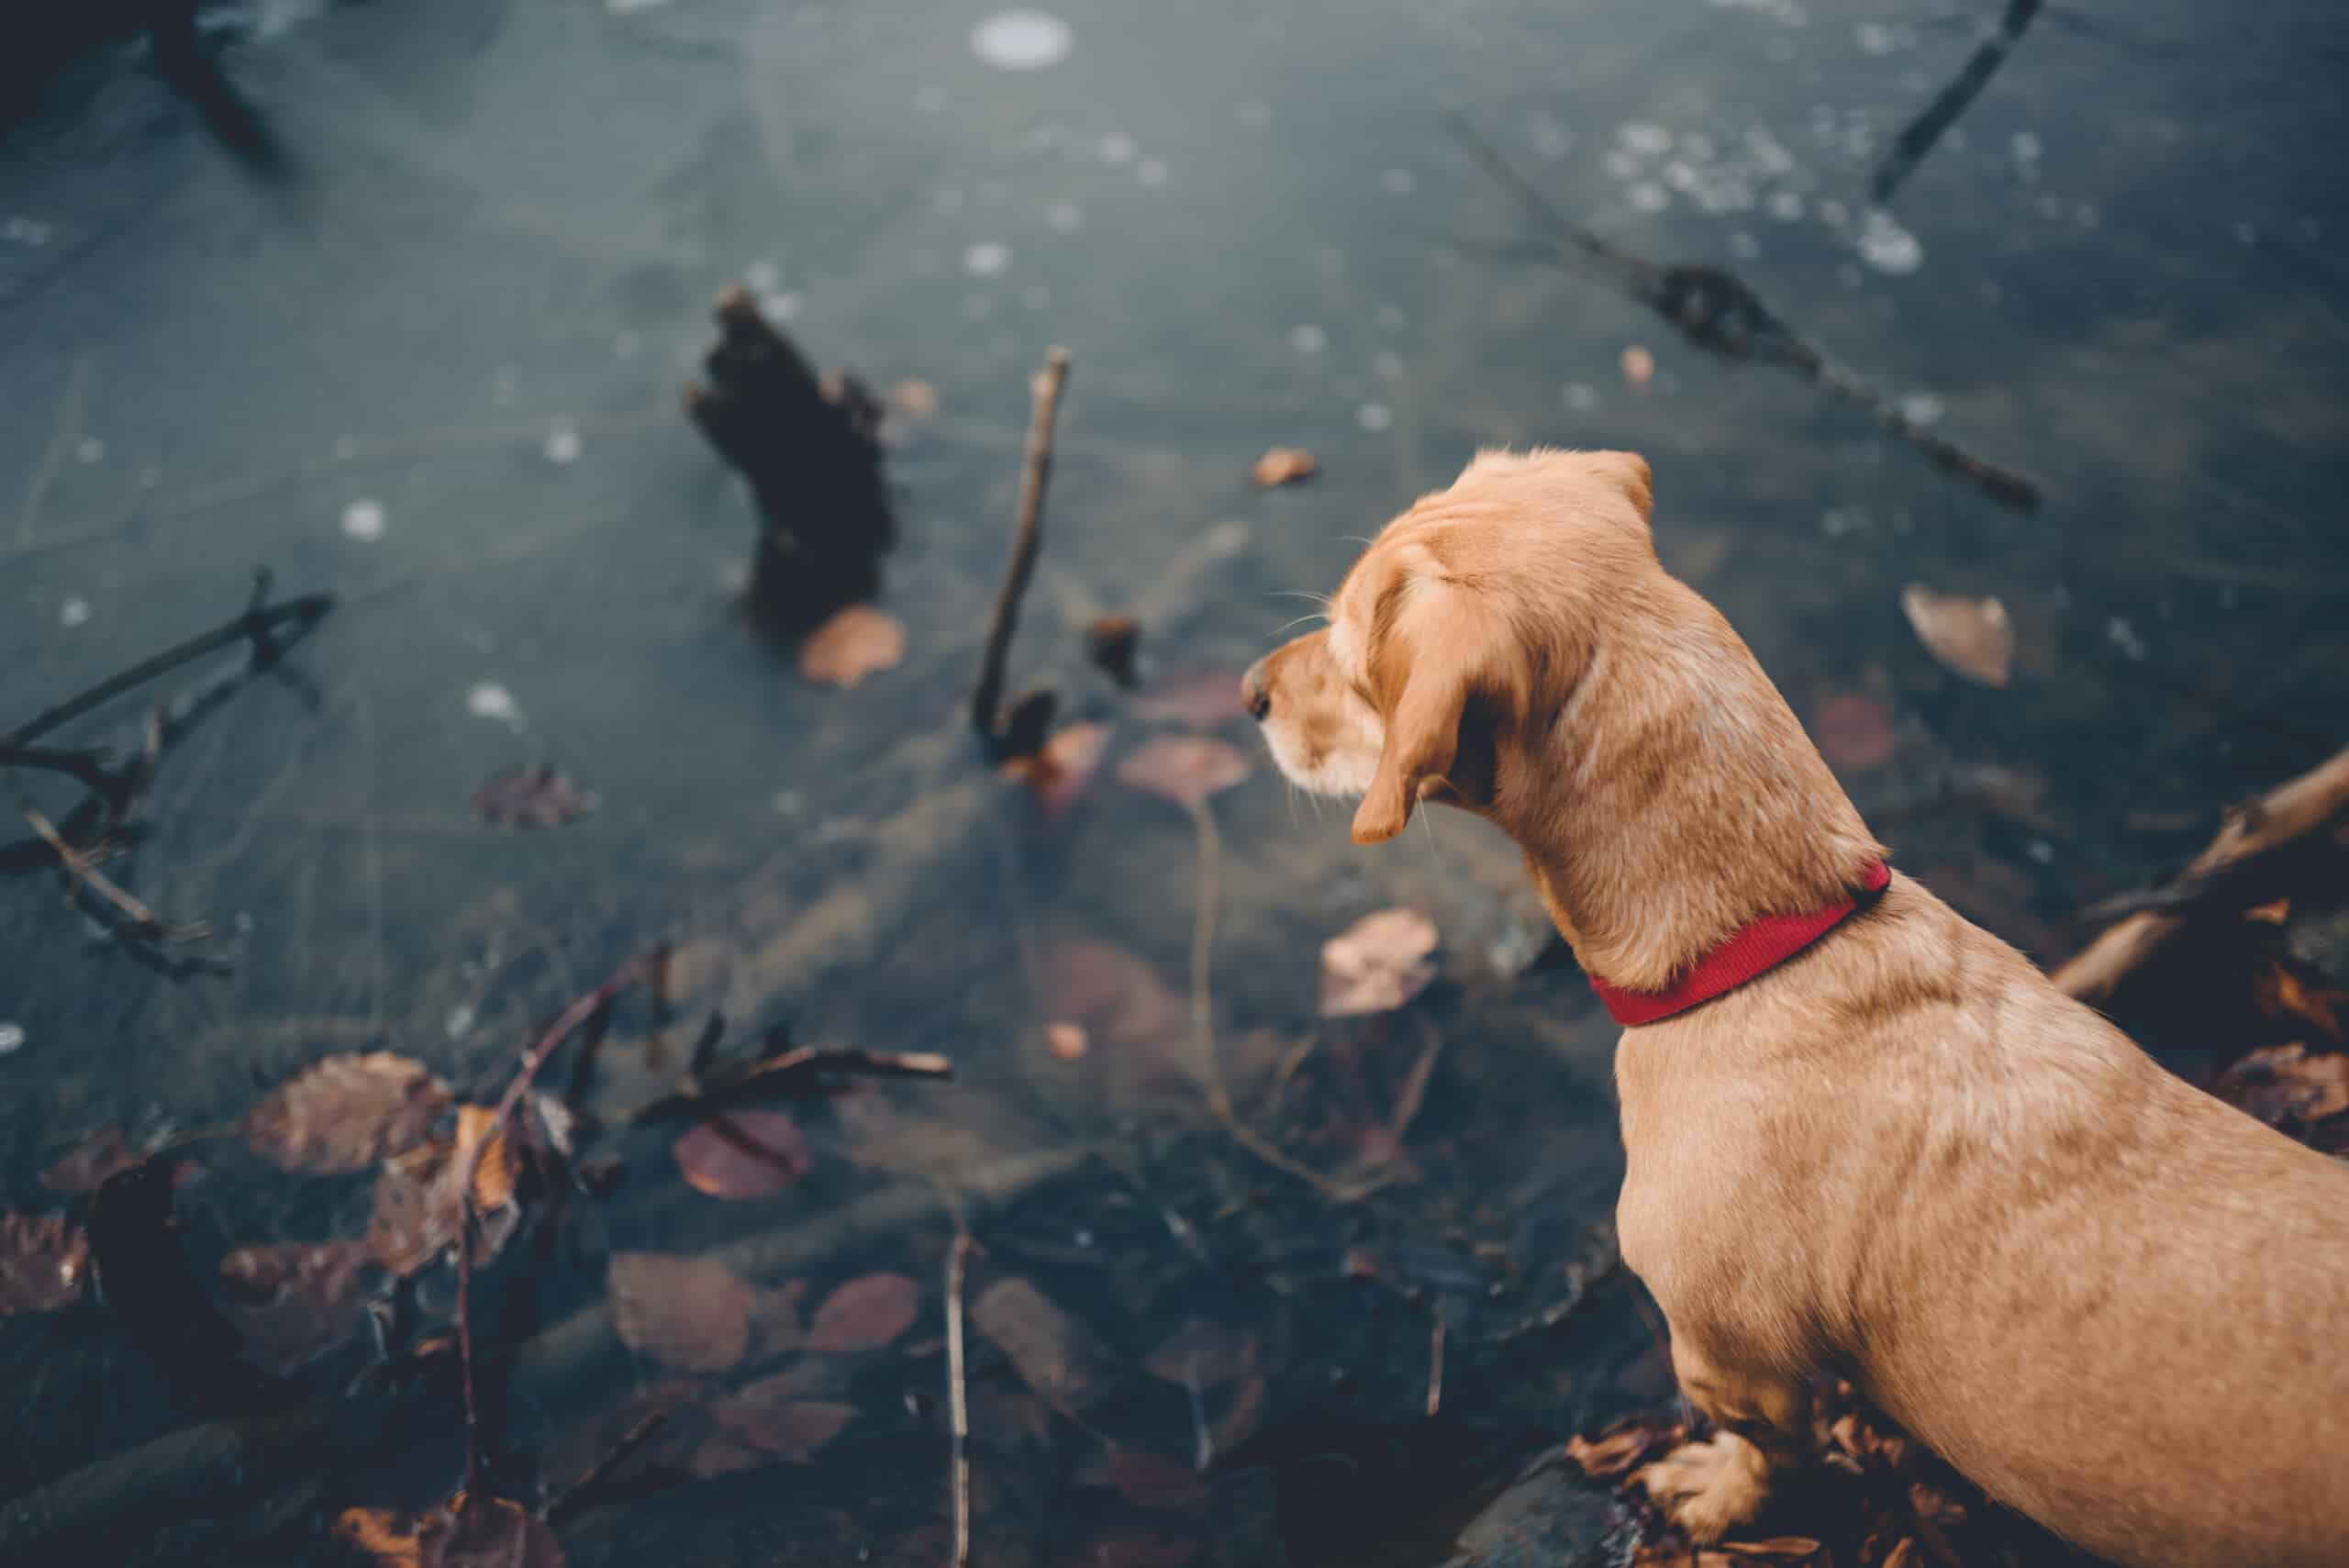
751,1277,809,1360
0,1211,91,1315
2211,1043,2349,1129
807,1272,920,1353
1620,344,1656,387
610,1251,756,1373
367,1108,519,1277
337,1507,425,1568
1211,1369,1267,1454
673,1109,813,1198
1251,447,1319,487
1135,670,1245,729
1142,1319,1260,1389
218,1239,373,1374
424,1497,566,1568
1005,721,1113,817
1117,733,1251,809
1901,584,2013,688
244,1051,452,1174
1081,1449,1207,1511
1319,908,1441,1018
1812,692,1898,773
970,1275,1114,1416
40,1125,144,1194
1045,1022,1091,1061
1710,1541,1826,1562
2253,960,2346,1043
473,764,600,830
709,1371,860,1462
1564,1416,1686,1481
798,604,907,689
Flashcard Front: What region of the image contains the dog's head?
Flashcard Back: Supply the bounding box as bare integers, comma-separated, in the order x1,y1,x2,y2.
1241,448,1658,846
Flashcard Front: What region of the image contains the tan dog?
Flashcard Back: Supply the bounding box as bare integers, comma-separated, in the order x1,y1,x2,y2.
1241,450,2349,1568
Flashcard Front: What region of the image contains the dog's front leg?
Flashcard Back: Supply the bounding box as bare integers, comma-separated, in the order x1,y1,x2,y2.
1634,1333,1811,1541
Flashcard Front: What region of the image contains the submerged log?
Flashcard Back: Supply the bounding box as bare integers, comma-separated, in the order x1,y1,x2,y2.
685,286,895,637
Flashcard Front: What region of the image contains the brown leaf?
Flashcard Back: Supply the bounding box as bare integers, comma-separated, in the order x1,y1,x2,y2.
1045,1022,1091,1061
0,1211,91,1315
2253,960,2346,1043
798,604,906,689
2245,897,2292,926
1319,908,1441,1018
40,1126,144,1194
1813,691,1898,773
2211,1043,2349,1129
1082,1448,1207,1511
218,1240,373,1375
245,1052,452,1174
1142,1319,1260,1389
1034,939,1191,1066
1117,733,1251,809
1250,447,1319,488
1564,1416,1686,1481
1211,1368,1267,1454
422,1497,567,1568
708,1373,859,1462
1901,584,2014,688
473,765,600,830
610,1251,757,1373
673,1109,813,1198
366,1109,518,1278
336,1507,425,1568
971,1276,1114,1415
1135,670,1245,729
1631,1546,1696,1568
807,1272,920,1353
1711,1540,1826,1562
1005,721,1113,817
1620,344,1656,388
750,1277,809,1360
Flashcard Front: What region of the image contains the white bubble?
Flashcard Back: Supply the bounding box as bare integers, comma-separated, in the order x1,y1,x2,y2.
1766,190,1805,221
59,595,91,628
1381,168,1418,195
2106,617,2149,662
1376,305,1407,331
1728,231,1761,261
1136,158,1169,187
1898,392,1945,427
341,498,387,541
1097,131,1137,166
744,259,781,293
467,682,525,728
970,9,1074,72
74,438,104,464
445,1003,476,1041
1602,150,1642,181
763,290,805,322
963,240,1012,278
1856,210,1923,274
544,424,584,465
1627,182,1671,214
2,216,51,246
1373,350,1405,381
1355,402,1393,432
0,1021,23,1055
1618,121,1674,157
1045,200,1083,233
1287,324,1329,355
1855,21,1895,54
1563,382,1599,412
1235,99,1272,128
2010,130,2042,161
1663,161,1698,192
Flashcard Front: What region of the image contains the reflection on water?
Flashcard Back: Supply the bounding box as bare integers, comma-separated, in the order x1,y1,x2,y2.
2,0,2345,1563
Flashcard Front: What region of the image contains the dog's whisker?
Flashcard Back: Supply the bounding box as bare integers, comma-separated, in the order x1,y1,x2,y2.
1272,612,1330,637
1265,589,1333,606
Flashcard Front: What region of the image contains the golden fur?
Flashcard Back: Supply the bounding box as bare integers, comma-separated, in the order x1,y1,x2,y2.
1241,449,2349,1568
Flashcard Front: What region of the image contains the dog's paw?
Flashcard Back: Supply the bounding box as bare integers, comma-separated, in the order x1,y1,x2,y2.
1633,1432,1774,1542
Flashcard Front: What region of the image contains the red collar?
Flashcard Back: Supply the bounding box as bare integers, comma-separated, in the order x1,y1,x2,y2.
1588,861,1893,1027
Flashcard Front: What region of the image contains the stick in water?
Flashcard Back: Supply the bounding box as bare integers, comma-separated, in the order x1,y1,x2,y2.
946,1232,976,1568
970,347,1073,746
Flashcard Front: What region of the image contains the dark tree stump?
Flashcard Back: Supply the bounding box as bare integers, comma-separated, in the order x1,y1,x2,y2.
685,285,895,637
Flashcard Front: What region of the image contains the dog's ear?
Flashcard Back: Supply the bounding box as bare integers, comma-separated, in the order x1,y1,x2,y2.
1586,450,1653,524
1353,595,1489,845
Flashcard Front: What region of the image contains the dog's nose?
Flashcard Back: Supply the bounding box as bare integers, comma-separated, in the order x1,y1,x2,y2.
1240,660,1272,722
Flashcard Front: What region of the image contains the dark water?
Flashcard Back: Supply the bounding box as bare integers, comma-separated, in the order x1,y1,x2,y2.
2,2,2344,1563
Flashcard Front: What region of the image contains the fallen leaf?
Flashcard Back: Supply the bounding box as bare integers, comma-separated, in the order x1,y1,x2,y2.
457,1106,520,1210
1319,908,1441,1018
1620,344,1656,387
1135,670,1246,730
673,1109,813,1198
709,1372,860,1462
1045,1022,1091,1061
807,1272,920,1353
1900,584,2013,688
366,1108,519,1277
971,1275,1114,1416
1251,447,1319,488
1710,1541,1826,1562
2211,1043,2349,1129
473,764,600,829
1118,733,1251,809
1812,691,1898,773
0,1211,91,1315
751,1278,809,1360
424,1497,566,1568
890,379,941,419
1081,1449,1207,1511
337,1507,425,1568
40,1126,144,1194
1211,1368,1267,1454
1005,721,1113,817
1564,1416,1686,1481
218,1240,373,1374
2245,898,2292,926
1143,1319,1261,1389
798,604,906,689
1631,1546,1696,1568
610,1251,757,1373
2253,960,2346,1043
244,1052,452,1174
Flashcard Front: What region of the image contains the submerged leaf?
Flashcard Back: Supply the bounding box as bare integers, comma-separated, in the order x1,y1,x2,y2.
40,1126,144,1194
709,1373,860,1462
218,1240,373,1374
473,764,600,829
1250,447,1319,488
2210,1043,2349,1129
1812,692,1898,773
799,604,907,689
1005,721,1113,817
1901,584,2013,688
1142,1319,1260,1390
673,1109,813,1199
245,1052,452,1174
807,1272,920,1353
1564,1416,1687,1481
971,1276,1115,1416
366,1108,518,1277
1117,734,1251,809
1319,908,1441,1018
1081,1449,1208,1511
423,1497,567,1568
610,1251,756,1373
0,1211,91,1316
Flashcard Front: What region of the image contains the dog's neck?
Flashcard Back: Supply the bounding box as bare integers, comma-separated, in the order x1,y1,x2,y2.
1504,576,1884,995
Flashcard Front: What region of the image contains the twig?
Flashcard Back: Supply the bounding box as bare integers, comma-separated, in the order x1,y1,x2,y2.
540,1408,671,1528
1870,0,2044,205
971,346,1073,747
627,1043,955,1123
0,743,133,807
2054,748,2349,1004
18,798,208,941
945,1232,976,1568
457,950,661,1500
1426,1314,1446,1418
